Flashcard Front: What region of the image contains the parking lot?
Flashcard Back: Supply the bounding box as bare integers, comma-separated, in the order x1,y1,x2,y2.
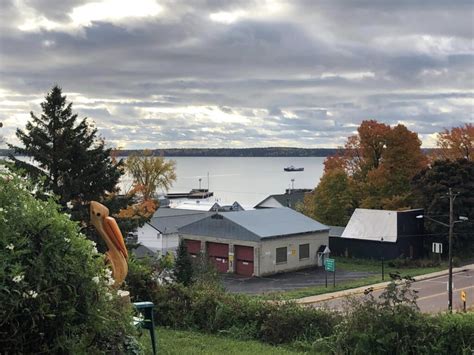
222,266,375,295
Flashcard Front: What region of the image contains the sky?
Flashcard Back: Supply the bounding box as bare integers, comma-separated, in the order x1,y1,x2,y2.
0,0,473,149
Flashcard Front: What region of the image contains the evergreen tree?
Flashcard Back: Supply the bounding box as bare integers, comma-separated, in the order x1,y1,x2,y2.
411,159,474,254
173,239,194,286
6,85,147,243
10,85,123,209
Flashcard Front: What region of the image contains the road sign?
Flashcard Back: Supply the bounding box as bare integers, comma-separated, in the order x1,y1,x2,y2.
461,290,466,302
325,258,335,272
432,242,443,254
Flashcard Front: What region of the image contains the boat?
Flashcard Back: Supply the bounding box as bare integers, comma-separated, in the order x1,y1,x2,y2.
284,165,304,172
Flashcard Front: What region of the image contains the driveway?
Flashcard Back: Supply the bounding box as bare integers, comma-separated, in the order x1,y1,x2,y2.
222,266,375,295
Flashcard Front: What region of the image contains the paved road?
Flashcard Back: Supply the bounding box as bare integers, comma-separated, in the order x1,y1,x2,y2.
310,269,474,313
222,267,375,294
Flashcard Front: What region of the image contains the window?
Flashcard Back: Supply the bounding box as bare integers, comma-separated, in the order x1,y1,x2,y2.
299,244,310,260
276,247,287,264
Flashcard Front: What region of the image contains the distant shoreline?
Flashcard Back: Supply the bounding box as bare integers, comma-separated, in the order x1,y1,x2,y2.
2,147,435,158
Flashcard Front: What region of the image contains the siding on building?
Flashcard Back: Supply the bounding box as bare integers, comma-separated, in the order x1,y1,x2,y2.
258,232,328,275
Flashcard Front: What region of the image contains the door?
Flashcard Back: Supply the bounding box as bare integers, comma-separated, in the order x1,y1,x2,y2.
184,239,201,257
207,242,229,273
235,245,254,276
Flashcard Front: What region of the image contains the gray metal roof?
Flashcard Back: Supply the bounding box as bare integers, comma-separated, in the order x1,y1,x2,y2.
224,208,328,238
329,226,345,237
254,191,309,210
148,208,212,234
179,207,329,241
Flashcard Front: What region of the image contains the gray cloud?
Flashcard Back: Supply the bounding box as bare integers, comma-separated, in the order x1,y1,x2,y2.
0,0,473,148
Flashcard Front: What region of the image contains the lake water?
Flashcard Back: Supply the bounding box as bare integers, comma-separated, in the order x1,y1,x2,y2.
5,156,325,208
145,157,325,207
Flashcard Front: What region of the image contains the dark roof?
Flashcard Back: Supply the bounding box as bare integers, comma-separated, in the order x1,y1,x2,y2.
132,245,158,258
179,207,329,242
148,208,212,234
329,226,345,237
254,190,309,209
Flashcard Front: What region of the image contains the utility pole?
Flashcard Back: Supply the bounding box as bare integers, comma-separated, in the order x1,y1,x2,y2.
417,188,466,313
448,188,454,313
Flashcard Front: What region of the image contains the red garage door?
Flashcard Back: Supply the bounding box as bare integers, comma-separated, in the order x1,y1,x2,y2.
235,245,254,277
184,239,201,257
207,242,229,273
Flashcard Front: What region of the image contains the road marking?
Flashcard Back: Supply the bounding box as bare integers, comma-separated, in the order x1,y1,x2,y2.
423,279,450,284
417,285,474,301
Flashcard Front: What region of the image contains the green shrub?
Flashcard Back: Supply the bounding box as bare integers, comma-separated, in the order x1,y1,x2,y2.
314,279,473,354
149,280,340,345
427,312,474,354
0,173,140,353
126,256,166,302
387,257,441,268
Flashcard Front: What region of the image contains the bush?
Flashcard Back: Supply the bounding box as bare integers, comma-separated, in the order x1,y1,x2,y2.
427,312,474,354
0,173,140,353
313,278,473,354
125,255,163,302
387,257,441,268
150,281,340,345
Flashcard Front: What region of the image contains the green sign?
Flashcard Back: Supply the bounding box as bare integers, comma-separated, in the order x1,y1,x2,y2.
325,258,335,272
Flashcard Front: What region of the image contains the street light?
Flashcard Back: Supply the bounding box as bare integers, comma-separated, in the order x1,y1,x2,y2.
416,188,468,312
381,237,385,281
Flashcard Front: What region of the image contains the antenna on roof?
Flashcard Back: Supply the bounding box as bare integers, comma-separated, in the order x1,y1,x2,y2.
291,178,295,192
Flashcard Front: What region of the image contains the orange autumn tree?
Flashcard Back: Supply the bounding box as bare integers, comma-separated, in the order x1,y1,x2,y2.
434,123,473,161
303,120,427,225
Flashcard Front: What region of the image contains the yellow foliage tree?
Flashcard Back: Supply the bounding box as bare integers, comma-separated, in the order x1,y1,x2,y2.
125,150,177,202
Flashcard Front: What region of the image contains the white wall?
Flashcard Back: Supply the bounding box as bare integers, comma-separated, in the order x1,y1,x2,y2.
259,231,329,276
137,223,161,250
136,223,180,255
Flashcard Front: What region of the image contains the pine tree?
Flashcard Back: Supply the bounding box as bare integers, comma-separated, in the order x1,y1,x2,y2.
9,85,127,230
173,239,194,286
411,159,474,254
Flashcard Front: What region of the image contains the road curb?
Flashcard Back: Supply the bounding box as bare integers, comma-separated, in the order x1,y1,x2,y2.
296,264,474,305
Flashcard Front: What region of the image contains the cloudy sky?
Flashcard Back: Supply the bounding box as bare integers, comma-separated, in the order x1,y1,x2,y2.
0,0,472,149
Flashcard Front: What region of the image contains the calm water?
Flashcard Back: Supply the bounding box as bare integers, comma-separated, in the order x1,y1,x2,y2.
6,156,325,208
146,157,325,207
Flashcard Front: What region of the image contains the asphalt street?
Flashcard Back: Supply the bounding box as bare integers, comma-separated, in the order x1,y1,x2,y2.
310,269,474,313
222,267,375,294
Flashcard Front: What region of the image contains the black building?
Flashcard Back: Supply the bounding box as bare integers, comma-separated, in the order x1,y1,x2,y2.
329,208,424,259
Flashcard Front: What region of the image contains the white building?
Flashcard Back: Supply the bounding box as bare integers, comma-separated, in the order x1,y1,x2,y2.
134,208,212,256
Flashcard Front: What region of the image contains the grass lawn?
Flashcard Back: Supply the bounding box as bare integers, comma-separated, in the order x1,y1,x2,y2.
140,327,303,354
263,257,447,300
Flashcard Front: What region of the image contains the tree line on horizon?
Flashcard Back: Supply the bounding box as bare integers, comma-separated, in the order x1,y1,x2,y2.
2,146,441,158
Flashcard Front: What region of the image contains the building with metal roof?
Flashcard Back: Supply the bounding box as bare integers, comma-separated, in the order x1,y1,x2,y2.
329,208,424,259
179,207,329,276
133,208,212,256
254,189,312,210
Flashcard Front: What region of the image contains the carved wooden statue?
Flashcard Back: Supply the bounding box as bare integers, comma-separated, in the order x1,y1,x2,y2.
90,201,128,287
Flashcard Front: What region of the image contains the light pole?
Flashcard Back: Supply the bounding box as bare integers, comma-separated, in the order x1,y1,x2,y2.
416,188,468,313
381,237,385,281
